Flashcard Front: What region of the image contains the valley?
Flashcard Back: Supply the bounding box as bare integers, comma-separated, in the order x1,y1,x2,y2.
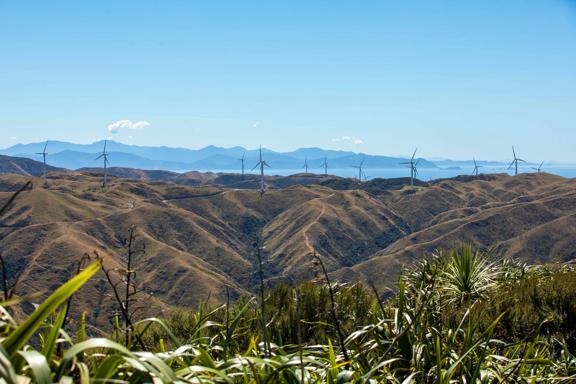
1,170,575,329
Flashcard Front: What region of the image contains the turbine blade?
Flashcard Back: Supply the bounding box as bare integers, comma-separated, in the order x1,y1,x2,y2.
43,141,48,152
411,148,417,161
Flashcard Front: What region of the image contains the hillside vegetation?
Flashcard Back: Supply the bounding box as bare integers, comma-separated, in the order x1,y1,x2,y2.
1,172,576,329
1,245,575,382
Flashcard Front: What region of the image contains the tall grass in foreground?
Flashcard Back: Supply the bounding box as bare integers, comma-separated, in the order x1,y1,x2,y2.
1,245,576,383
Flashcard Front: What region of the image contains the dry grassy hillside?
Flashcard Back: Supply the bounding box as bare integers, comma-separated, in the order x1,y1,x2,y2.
0,154,64,176
0,171,574,329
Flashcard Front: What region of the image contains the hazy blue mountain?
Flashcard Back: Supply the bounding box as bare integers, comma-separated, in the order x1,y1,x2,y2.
1,140,440,172
283,147,357,160
323,154,437,169
190,153,308,170
434,159,516,167
1,141,243,163
17,150,194,170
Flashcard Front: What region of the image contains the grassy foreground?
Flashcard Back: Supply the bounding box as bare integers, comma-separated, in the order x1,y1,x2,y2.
1,245,576,383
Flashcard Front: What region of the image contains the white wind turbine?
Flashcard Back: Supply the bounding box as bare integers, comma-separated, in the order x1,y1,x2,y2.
352,158,365,182
401,148,419,186
508,146,525,176
35,141,49,185
473,158,482,176
321,157,328,176
252,145,270,196
96,139,110,188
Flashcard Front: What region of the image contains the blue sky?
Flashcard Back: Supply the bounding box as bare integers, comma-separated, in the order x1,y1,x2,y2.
1,1,575,160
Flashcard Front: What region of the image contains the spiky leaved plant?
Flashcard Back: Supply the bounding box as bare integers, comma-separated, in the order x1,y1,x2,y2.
439,244,498,304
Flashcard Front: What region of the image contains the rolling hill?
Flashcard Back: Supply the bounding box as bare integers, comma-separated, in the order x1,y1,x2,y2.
0,154,65,176
0,171,575,330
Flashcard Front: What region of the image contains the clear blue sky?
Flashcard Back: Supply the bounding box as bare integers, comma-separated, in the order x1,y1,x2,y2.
1,1,575,160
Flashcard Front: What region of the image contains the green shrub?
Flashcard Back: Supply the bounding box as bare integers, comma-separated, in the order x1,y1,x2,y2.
2,245,576,382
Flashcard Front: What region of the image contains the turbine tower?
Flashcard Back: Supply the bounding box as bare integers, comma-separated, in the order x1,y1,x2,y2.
321,157,328,176
35,141,49,185
508,146,525,176
238,152,246,179
472,158,482,176
303,157,309,174
352,158,365,182
252,145,270,196
96,139,110,188
532,161,544,173
401,148,419,186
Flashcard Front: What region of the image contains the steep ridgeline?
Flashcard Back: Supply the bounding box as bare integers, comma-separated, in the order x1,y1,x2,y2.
0,154,65,176
0,172,574,328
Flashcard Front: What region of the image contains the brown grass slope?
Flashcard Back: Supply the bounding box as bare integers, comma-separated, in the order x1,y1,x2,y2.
1,171,575,329
0,154,65,176
333,173,575,289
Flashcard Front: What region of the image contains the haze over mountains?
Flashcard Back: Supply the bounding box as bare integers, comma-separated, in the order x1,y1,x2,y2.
0,140,505,172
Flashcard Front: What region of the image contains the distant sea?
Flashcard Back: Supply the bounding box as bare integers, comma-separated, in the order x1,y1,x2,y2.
180,165,576,180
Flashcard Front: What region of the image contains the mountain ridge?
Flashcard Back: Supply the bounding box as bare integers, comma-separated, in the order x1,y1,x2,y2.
1,140,442,171
1,171,574,328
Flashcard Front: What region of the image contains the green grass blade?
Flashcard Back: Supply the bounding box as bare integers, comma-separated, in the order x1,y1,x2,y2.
2,261,100,358
0,345,18,384
134,317,182,347
56,338,134,380
18,350,52,384
224,297,254,359
42,303,68,359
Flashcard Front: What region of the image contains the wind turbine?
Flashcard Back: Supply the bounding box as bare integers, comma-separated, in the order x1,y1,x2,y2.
35,141,49,185
362,170,369,182
96,139,110,188
321,157,328,176
532,161,544,173
252,145,270,196
303,157,309,174
508,146,525,176
472,158,482,176
238,152,246,179
352,158,365,182
401,148,419,186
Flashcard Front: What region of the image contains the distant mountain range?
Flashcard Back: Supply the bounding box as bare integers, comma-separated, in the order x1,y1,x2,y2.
0,140,453,172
